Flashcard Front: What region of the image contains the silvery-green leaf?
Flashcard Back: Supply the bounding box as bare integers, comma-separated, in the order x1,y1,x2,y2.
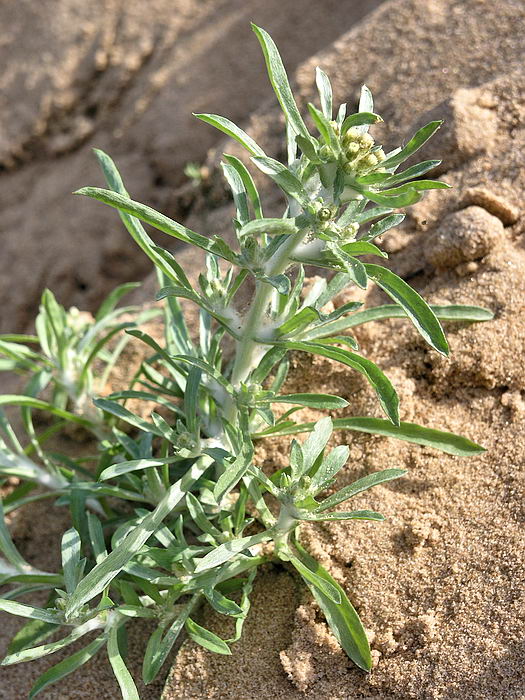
185,618,231,655
65,457,211,618
281,341,399,425
364,264,449,356
251,24,311,141
315,67,333,119
28,635,107,698
107,625,139,700
379,121,442,170
223,154,263,218
316,468,406,512
292,542,371,671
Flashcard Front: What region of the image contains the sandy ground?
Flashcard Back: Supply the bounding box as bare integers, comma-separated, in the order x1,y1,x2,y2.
1,0,525,698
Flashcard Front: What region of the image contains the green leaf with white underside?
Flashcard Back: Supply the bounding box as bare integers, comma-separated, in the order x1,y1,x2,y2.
194,530,272,573
75,188,236,263
28,635,106,698
185,618,231,655
280,341,399,425
2,618,103,665
293,542,371,671
266,393,348,410
0,396,91,427
252,24,311,141
194,114,266,157
99,458,182,482
290,555,341,603
142,596,197,684
315,67,332,119
303,510,385,521
316,468,406,512
94,398,166,438
223,154,263,218
379,121,442,170
251,156,309,205
364,264,449,355
254,416,485,456
341,111,383,134
359,214,405,242
239,217,298,238
107,625,140,700
334,303,494,329
0,600,61,625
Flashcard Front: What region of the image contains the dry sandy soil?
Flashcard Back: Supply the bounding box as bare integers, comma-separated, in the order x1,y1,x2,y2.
1,0,525,698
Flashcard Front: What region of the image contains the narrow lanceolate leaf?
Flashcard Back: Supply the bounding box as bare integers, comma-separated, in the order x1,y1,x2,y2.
379,121,443,170
359,214,405,242
107,626,140,700
252,23,311,140
204,587,243,617
333,417,486,456
290,555,341,603
28,635,107,699
316,468,406,512
61,528,81,595
254,416,486,456
223,154,264,218
75,188,236,262
268,393,348,410
300,416,332,477
303,510,385,522
359,160,442,186
0,499,30,571
0,396,91,427
194,114,266,157
341,111,383,134
315,67,333,119
333,303,494,329
94,398,166,439
2,617,103,665
94,150,193,283
293,542,372,671
185,618,231,655
142,596,198,684
310,444,349,490
99,458,180,482
0,600,61,625
358,84,374,119
239,217,298,238
6,617,58,657
281,341,399,426
251,156,309,205
65,458,211,618
214,445,254,503
364,264,449,356
194,530,272,573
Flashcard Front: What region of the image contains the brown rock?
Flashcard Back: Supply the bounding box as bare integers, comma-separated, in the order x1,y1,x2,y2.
424,206,504,268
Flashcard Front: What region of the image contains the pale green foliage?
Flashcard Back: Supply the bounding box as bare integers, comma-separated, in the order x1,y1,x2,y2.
0,25,491,698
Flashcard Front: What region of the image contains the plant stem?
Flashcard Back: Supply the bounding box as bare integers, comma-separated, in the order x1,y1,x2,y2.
225,230,308,423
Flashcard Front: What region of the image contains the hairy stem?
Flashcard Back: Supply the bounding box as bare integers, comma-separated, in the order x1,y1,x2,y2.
225,229,308,423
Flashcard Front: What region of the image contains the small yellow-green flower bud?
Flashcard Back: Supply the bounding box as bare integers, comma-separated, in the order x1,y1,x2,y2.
345,142,360,158
318,207,333,222
343,222,359,239
362,153,378,168
358,133,374,149
342,127,360,145
375,148,386,162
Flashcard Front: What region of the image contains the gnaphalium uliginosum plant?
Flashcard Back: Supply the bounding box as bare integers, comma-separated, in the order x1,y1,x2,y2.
0,24,492,699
